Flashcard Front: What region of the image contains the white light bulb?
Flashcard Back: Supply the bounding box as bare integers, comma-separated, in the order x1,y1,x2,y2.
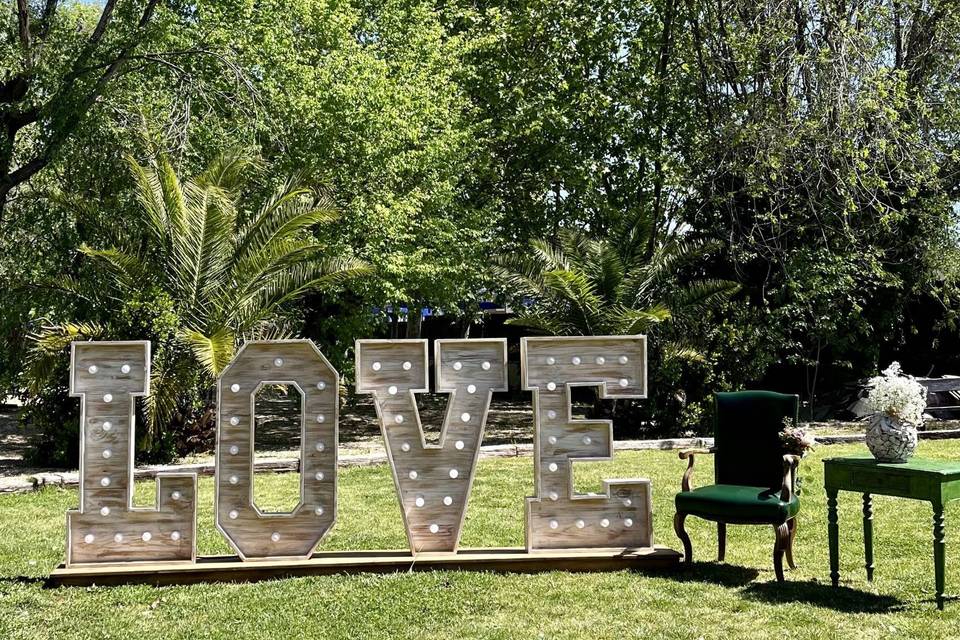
315,442,325,452
624,518,634,527
316,414,325,423
100,477,110,487
409,470,418,480
229,445,239,455
100,506,110,516
429,524,440,534
482,361,491,370
372,361,382,371
582,436,592,445
229,416,240,426
572,356,581,365
546,382,557,391
229,475,239,485
547,410,557,419
453,361,463,371
466,384,477,394
600,518,610,528
623,498,632,507
401,442,411,452
415,496,425,507
549,491,558,501
402,361,412,370
228,510,238,520
595,356,606,365
120,364,131,374
548,435,558,445
102,449,112,459
548,463,558,472
315,472,324,481
315,506,324,516
449,469,459,479
102,421,112,432
171,531,181,542
84,534,95,544
546,356,556,365
460,412,470,422
88,365,98,374
443,496,453,506
388,385,398,395
549,520,559,529
619,378,629,388
619,355,629,364
103,393,112,403
395,414,404,424
271,532,280,542
576,519,585,529
316,381,326,390
114,533,123,543
273,358,284,367
171,491,182,501
231,383,240,393
454,440,465,450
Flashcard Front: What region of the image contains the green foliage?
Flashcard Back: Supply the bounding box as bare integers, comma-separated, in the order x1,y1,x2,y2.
679,0,960,409
23,151,367,464
496,207,739,434
3,0,960,449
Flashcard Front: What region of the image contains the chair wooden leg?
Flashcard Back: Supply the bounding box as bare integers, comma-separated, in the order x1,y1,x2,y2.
773,522,790,582
717,522,726,562
786,517,797,570
674,512,693,564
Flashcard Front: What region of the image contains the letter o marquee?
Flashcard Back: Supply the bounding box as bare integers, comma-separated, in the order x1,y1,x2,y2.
215,340,338,560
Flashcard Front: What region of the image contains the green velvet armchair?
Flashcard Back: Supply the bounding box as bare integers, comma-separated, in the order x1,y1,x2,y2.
674,391,801,582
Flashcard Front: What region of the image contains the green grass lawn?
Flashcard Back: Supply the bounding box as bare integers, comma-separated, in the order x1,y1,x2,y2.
4,442,960,639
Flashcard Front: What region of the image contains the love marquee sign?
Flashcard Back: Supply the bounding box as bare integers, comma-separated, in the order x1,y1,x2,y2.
50,335,680,586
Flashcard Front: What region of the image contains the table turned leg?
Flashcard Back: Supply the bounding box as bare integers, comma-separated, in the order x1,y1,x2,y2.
828,488,840,587
934,503,946,610
863,493,874,582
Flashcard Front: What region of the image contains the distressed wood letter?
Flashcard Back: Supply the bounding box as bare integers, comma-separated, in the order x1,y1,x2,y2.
216,341,338,560
355,339,507,552
67,341,197,565
522,336,652,550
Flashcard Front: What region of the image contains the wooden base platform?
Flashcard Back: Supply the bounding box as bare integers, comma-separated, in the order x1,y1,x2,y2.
47,545,681,587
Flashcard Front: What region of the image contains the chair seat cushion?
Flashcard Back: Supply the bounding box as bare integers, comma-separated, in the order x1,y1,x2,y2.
675,484,800,524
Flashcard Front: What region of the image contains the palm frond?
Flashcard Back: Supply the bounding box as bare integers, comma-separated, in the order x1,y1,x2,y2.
78,245,148,289
180,327,237,378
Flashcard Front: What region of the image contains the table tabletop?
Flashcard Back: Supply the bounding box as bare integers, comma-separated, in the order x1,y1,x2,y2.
824,456,960,477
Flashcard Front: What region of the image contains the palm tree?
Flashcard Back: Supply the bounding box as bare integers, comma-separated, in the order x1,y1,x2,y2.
495,207,739,357
27,151,368,449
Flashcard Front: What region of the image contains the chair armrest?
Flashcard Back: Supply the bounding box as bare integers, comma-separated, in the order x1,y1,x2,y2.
780,454,802,501
679,448,716,492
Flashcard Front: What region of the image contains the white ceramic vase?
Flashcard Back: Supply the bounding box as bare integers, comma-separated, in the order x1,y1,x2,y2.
865,413,917,463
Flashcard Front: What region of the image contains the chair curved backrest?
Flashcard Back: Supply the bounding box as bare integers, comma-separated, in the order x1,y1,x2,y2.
713,391,800,489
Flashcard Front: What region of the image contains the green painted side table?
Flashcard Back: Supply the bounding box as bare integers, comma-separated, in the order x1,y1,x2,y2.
824,456,960,609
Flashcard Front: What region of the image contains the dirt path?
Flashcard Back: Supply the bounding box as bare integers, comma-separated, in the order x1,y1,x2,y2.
6,395,960,484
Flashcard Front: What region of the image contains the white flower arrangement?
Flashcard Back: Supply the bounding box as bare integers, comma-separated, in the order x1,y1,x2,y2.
863,362,927,427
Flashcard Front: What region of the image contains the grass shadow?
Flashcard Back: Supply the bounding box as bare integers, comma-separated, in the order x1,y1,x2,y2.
645,561,760,588
742,580,904,613
1,575,48,586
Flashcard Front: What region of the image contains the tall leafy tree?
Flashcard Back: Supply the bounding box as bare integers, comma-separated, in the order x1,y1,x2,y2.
680,0,960,407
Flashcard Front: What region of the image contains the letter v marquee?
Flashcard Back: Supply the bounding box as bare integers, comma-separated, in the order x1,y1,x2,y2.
522,336,652,551
355,338,507,552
